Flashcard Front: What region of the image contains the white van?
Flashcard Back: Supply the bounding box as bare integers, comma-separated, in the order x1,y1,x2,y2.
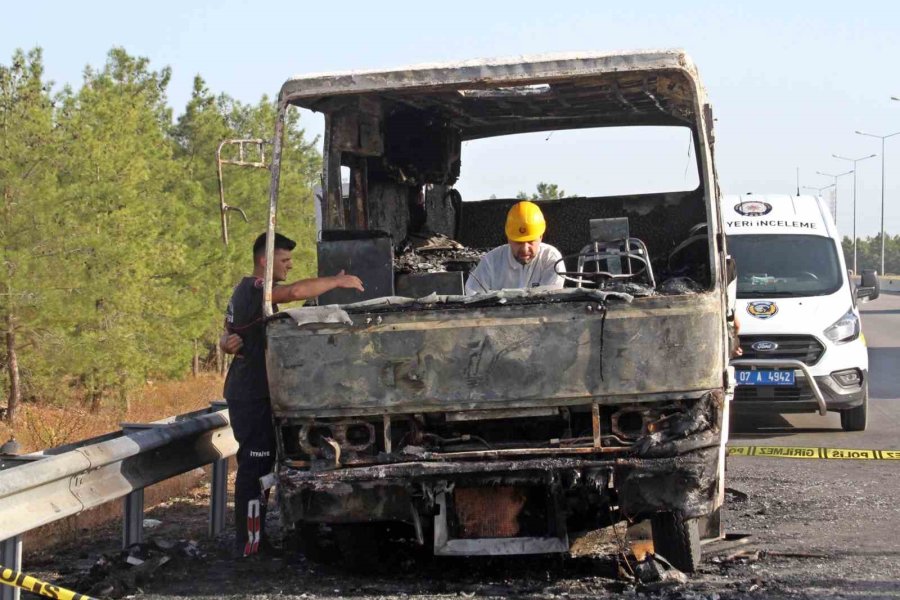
723,194,877,431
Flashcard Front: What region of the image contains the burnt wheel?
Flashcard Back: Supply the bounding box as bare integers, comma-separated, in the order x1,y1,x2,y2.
650,512,701,573
289,522,337,564
332,523,383,573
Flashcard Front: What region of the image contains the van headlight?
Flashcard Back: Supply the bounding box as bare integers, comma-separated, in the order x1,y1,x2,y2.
823,308,860,344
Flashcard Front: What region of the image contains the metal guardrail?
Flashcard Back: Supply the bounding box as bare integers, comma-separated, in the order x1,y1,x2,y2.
0,401,237,600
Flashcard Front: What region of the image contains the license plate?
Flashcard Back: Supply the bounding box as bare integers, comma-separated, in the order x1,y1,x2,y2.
736,369,795,386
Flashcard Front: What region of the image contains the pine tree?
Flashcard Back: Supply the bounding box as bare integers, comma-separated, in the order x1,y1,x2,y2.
0,46,323,417
54,48,186,411
0,48,61,421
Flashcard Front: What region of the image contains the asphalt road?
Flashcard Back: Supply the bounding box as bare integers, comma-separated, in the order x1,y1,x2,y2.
723,291,900,598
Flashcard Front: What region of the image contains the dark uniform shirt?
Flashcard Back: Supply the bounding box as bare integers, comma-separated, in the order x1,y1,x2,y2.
223,277,278,401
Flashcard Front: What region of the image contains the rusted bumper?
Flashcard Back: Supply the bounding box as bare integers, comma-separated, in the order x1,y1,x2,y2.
277,445,720,526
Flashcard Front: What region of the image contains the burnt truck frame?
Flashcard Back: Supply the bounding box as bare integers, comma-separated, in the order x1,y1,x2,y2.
257,50,733,572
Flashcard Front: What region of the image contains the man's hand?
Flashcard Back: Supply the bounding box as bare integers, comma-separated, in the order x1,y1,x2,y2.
220,333,243,355
333,270,365,292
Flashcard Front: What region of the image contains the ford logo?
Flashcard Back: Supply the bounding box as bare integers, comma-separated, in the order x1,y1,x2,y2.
751,341,779,352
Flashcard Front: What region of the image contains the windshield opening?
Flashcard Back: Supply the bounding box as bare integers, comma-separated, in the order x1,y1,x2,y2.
455,126,699,200
280,90,712,309
729,234,843,298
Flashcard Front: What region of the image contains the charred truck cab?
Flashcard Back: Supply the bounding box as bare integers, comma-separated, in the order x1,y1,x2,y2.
259,51,732,572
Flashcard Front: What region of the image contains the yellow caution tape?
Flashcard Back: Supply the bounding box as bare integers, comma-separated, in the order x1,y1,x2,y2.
728,446,900,460
0,565,97,600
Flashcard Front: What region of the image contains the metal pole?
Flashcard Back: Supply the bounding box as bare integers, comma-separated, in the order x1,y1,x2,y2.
209,457,228,537
856,130,900,274
853,169,858,273
834,175,840,222
123,489,145,549
881,138,886,275
831,155,875,274
208,399,230,538
120,423,152,549
816,169,853,228
0,537,22,600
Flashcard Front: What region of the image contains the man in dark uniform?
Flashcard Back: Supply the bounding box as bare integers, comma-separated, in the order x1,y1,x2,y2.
221,232,363,558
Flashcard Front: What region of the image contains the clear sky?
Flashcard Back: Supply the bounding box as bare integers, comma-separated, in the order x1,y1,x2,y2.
3,0,899,236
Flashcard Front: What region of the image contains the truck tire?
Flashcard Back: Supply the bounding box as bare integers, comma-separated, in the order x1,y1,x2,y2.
650,512,701,573
840,387,868,432
290,522,336,564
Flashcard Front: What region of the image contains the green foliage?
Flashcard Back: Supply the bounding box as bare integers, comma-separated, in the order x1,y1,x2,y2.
0,47,321,412
516,181,573,201
842,234,900,276
0,48,63,414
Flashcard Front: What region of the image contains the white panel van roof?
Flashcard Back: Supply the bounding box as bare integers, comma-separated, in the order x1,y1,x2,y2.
722,194,835,237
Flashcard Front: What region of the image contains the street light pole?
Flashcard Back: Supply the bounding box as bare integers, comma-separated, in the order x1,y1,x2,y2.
856,130,900,275
815,169,853,222
802,184,836,220
832,154,876,274
802,184,835,195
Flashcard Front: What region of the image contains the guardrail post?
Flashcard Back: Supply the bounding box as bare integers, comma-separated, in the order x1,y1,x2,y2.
0,536,22,600
120,423,154,549
123,488,145,549
209,457,228,537
119,420,179,549
208,400,230,538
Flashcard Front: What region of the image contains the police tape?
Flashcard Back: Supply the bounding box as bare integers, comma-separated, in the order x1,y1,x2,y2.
0,565,97,600
728,446,900,460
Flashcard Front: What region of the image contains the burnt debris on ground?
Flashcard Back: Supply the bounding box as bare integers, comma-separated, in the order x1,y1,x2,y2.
66,539,205,599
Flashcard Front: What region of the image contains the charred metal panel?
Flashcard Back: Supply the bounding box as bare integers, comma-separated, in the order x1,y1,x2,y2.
395,272,464,297
615,446,720,518
331,109,383,157
276,446,720,526
281,482,413,525
322,114,345,230
267,293,723,417
424,185,458,238
279,52,706,140
367,182,412,244
317,232,394,305
378,107,461,185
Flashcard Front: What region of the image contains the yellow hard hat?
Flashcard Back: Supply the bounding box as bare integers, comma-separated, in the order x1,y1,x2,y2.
505,201,546,242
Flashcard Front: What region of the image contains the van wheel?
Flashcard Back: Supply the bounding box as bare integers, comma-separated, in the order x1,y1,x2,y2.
840,387,868,432
650,512,701,573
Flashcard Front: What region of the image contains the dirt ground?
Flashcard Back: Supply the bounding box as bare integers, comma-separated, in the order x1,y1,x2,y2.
17,454,900,600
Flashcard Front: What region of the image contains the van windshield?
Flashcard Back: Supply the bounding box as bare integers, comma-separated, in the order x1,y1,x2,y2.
729,234,843,298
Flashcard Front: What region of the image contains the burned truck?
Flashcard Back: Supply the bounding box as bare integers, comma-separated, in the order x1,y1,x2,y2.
257,51,732,572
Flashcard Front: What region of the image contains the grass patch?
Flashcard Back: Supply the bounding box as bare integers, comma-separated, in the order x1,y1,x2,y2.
1,375,224,453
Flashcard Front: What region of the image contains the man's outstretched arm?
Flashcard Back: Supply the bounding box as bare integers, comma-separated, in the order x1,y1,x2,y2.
271,270,364,304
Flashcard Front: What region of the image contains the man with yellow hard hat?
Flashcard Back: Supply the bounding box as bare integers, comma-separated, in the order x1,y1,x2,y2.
465,200,565,294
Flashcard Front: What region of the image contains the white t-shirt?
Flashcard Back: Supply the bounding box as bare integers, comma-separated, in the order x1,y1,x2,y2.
465,244,565,295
